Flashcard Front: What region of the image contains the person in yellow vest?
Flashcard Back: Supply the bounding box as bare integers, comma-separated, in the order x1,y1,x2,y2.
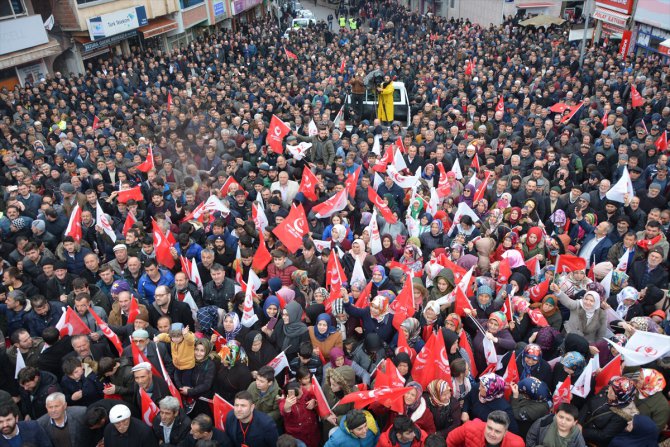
377,75,395,125
339,16,347,28
349,17,357,30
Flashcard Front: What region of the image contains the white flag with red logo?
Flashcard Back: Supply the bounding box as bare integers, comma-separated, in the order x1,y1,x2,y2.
286,142,311,160
183,195,230,222
616,248,631,272
241,270,260,328
308,119,318,136
606,166,635,204
451,158,463,180
387,165,421,189
368,210,382,255
252,202,269,233
313,189,348,219
266,351,290,376
333,105,345,129
55,307,91,337
96,201,117,243
139,388,160,426
606,330,670,366
65,203,83,242
572,356,598,398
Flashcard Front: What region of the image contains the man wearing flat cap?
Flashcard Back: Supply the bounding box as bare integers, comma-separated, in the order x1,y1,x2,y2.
131,361,171,410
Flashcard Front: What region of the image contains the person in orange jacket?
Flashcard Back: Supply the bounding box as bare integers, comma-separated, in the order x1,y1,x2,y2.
447,411,525,447
377,415,428,447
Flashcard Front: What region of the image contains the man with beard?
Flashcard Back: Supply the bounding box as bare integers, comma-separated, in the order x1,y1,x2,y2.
0,403,52,447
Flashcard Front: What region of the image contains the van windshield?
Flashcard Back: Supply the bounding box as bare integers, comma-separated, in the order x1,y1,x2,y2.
366,86,401,103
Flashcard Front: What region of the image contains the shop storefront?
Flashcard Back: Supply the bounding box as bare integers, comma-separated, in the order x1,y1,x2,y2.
592,0,633,40
232,0,264,23
632,0,670,59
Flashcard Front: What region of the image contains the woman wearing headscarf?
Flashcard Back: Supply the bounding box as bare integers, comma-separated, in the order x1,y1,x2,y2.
501,250,532,284
441,328,471,372
458,184,475,208
419,219,445,260
309,313,343,361
183,338,218,416
521,227,545,261
322,347,370,387
634,368,670,432
591,334,627,368
329,223,353,251
292,270,317,309
424,379,461,437
342,239,368,279
369,265,397,296
463,285,502,337
508,296,535,343
503,207,523,230
376,234,400,267
352,333,386,373
462,373,519,434
609,414,660,447
260,295,282,330
529,294,563,331
480,208,509,242
393,317,425,353
551,351,586,392
244,330,278,376
516,344,553,386
427,268,455,304
269,300,310,361
551,283,608,343
393,352,413,384
343,294,396,345
399,244,423,275
474,199,489,221
491,231,520,264
606,286,644,321
472,311,516,374
214,340,254,403
579,376,636,447
510,377,551,438
389,381,436,434
419,300,444,341
219,312,244,343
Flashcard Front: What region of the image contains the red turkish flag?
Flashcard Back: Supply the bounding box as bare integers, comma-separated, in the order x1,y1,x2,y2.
470,154,480,172
436,162,452,198
312,189,348,219
528,278,550,303
266,115,290,154
338,386,414,410
117,186,144,203
345,166,361,198
368,186,398,224
655,131,668,153
496,96,505,113
395,136,406,154
220,176,243,197
122,212,137,237
631,85,645,108
64,203,83,242
156,344,182,407
326,250,346,291
390,277,415,330
129,336,162,377
213,394,234,431
167,93,173,113
498,258,512,285
473,171,491,203
460,330,478,378
88,306,123,356
397,325,417,362
339,58,345,74
92,115,100,130
212,329,227,351
501,294,513,323
284,47,298,60
252,230,272,271
528,308,549,327
503,351,520,400
372,145,395,173
412,331,452,389
552,376,572,410
355,281,372,308
549,102,570,114
465,61,474,76
453,286,473,317
311,375,332,418
139,387,160,426
601,112,609,127
136,145,155,173
525,255,540,277
388,261,412,277
272,204,308,253
55,307,91,338
555,254,586,275
151,219,175,269
595,355,622,394
299,166,319,201
127,295,140,324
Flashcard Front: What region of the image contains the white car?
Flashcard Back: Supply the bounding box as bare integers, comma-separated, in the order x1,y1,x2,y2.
296,9,315,19
290,17,316,28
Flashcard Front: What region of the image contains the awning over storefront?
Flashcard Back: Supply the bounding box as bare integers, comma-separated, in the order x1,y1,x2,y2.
0,39,61,70
516,2,553,8
593,7,630,28
74,31,138,53
660,38,670,57
139,18,178,39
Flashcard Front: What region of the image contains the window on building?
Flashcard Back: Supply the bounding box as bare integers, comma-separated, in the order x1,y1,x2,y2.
0,0,26,20
76,0,112,6
180,0,205,8
450,0,455,8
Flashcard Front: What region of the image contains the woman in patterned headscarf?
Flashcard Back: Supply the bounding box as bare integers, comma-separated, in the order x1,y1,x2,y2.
425,379,462,437
515,344,553,386
397,317,425,353
580,375,634,447
462,373,519,434
396,381,436,434
609,286,644,321
634,368,669,431
552,351,586,391
510,377,551,438
214,340,253,403
292,269,317,308
472,311,515,374
343,293,395,344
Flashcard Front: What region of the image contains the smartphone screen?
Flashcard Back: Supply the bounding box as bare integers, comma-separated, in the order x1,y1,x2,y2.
267,316,278,330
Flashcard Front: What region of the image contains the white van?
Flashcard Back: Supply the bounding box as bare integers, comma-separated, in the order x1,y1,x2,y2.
346,81,412,127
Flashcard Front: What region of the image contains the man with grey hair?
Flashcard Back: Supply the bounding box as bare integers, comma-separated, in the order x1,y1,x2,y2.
152,396,191,446
37,392,89,447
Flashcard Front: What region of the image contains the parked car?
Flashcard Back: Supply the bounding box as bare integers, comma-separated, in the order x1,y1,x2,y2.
346,81,411,127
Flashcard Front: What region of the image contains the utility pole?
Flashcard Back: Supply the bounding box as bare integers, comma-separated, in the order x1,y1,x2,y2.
579,0,591,69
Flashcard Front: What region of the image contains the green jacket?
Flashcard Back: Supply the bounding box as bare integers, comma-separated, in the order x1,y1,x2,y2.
635,391,670,432
247,380,281,424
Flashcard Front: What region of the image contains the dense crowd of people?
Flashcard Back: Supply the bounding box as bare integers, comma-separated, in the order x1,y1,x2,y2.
0,0,669,446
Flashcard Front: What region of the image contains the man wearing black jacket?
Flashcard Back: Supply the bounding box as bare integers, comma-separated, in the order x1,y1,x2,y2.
152,396,191,446
104,404,158,447
148,285,194,329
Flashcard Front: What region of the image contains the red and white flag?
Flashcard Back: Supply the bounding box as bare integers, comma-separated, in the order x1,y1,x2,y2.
284,47,298,60
127,295,140,324
312,189,348,219
167,92,173,113
151,219,175,269
472,171,492,203
411,331,452,389
156,344,183,407
436,162,452,198
338,58,346,74
220,176,243,196
252,202,269,232
345,166,361,199
605,330,670,366
65,203,83,242
266,351,290,376
326,250,346,291
139,388,160,426
129,336,162,377
117,185,143,203
496,96,505,113
252,230,272,271
368,186,397,224
92,115,100,130
266,115,291,154
88,306,123,356
183,195,230,222
552,376,572,409
525,255,540,277
241,270,260,328
272,204,308,253
528,278,550,303
606,166,635,203
616,248,631,272
122,212,137,236
213,394,233,431
595,355,622,393
312,375,333,418
631,85,645,108
655,131,668,152
572,357,598,398
299,166,319,201
96,201,116,243
502,351,520,399
333,105,345,129
387,165,421,189
390,276,415,330
460,330,478,378
55,307,91,337
554,254,586,275
286,142,312,160
337,386,413,410
136,144,155,173
527,308,549,327
368,210,382,255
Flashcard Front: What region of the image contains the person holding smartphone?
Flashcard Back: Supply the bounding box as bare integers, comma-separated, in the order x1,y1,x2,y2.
279,381,320,447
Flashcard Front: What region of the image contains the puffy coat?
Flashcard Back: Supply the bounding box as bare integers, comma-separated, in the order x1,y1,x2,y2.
635,391,670,432
324,411,380,447
447,418,525,447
